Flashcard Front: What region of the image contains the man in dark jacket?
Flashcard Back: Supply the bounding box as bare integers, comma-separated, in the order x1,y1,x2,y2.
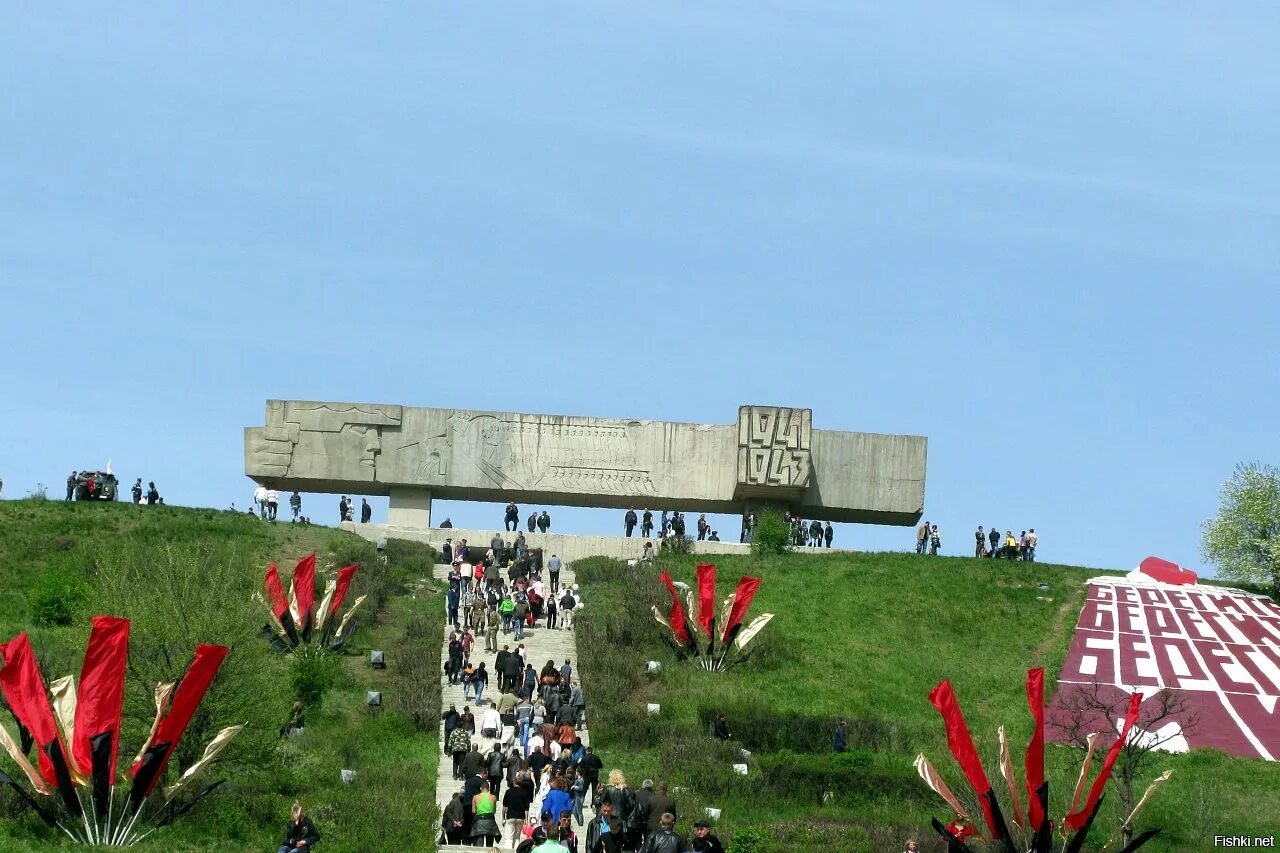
505,502,520,531
641,509,654,538
360,498,372,523
633,781,653,839
442,704,460,741
639,813,685,853
279,803,320,852
624,508,638,537
538,510,551,532
578,747,603,805
690,821,724,853
645,782,677,838
585,800,619,853
461,743,487,779
442,791,467,845
527,511,537,532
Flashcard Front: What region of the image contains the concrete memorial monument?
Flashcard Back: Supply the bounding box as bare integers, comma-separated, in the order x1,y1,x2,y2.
245,400,926,528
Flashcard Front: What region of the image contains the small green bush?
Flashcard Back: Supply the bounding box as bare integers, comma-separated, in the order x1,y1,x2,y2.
750,511,793,556
28,567,89,626
393,614,443,731
290,644,341,709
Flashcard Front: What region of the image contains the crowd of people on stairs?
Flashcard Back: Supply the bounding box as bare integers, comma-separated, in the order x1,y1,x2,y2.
439,534,723,852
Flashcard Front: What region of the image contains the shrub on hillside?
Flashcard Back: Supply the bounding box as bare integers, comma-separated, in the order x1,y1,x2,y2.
29,567,90,626
92,540,290,779
383,538,439,575
392,614,443,731
290,644,341,709
750,511,793,556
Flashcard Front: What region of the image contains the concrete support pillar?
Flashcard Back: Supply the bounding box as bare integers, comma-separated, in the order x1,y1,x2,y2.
388,487,432,528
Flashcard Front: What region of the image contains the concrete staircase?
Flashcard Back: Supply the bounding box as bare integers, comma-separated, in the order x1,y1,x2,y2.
433,562,595,851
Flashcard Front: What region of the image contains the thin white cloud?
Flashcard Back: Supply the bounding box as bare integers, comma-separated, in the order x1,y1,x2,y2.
563,118,1280,217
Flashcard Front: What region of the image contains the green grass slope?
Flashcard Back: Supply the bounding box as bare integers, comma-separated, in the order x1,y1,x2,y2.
0,499,443,852
574,551,1280,852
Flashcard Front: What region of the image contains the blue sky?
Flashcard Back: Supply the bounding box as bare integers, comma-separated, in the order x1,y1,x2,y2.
2,3,1276,574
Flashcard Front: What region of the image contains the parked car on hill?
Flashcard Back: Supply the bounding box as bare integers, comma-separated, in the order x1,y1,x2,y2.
75,471,118,501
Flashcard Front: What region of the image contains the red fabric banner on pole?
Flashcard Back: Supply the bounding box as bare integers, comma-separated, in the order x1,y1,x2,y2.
129,644,229,803
695,564,717,635
329,564,359,618
0,633,66,787
73,616,130,787
658,571,691,646
928,679,1000,839
1064,692,1142,831
292,553,317,635
1024,668,1047,831
264,565,290,622
720,577,762,646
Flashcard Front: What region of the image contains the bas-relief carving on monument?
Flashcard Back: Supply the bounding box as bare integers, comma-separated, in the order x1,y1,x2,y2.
379,410,666,497
246,400,927,525
245,401,401,482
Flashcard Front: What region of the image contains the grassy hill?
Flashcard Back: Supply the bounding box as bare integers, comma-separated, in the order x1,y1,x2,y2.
573,551,1280,852
0,499,442,852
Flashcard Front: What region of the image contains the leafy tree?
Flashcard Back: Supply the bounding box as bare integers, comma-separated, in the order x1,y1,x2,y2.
1202,462,1280,594
751,510,794,556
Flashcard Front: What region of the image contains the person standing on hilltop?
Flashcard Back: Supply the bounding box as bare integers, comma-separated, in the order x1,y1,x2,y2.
824,522,834,548
132,478,143,504
975,526,986,558
988,526,1000,559
916,520,929,554
266,488,279,521
290,490,302,522
146,482,160,505
1027,529,1038,562
528,511,538,533
337,496,347,524
66,471,77,501
641,509,654,538
538,510,551,533
929,524,941,556
506,501,520,531
808,519,822,547
360,498,372,524
624,508,638,537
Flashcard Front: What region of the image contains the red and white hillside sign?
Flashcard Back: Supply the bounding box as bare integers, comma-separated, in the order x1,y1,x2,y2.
1050,557,1280,761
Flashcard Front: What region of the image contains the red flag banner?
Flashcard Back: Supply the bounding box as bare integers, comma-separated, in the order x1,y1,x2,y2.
928,679,999,839
293,554,317,635
264,565,290,622
1065,691,1142,831
720,577,762,646
695,564,717,636
74,616,130,808
129,644,229,807
0,633,66,787
1025,668,1046,831
329,564,359,618
658,571,691,647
